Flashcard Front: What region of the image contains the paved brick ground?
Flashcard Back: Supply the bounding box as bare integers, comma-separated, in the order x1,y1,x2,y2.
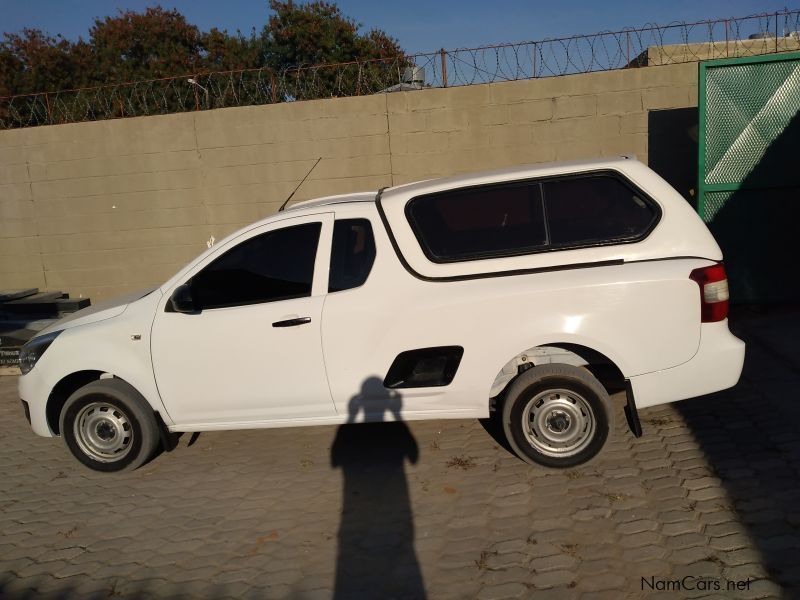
1,309,799,599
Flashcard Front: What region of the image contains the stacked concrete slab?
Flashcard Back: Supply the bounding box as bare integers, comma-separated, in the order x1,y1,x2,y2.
0,288,89,367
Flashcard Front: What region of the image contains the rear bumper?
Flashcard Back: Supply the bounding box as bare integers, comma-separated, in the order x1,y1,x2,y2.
630,320,745,409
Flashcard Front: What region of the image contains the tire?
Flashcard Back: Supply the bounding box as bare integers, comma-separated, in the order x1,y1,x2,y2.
60,379,160,473
501,364,612,468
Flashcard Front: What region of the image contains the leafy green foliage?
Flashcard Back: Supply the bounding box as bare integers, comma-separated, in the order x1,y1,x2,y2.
88,6,205,83
0,29,90,97
262,1,407,99
0,2,406,98
262,0,402,68
201,28,263,72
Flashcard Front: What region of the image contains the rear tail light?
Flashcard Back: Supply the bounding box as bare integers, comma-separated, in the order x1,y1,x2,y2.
689,263,730,322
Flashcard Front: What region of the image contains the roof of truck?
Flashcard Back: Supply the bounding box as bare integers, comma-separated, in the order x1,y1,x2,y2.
283,191,376,212
282,156,638,213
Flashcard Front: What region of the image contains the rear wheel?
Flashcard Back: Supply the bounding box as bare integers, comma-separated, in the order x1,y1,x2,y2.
501,364,612,468
60,379,159,473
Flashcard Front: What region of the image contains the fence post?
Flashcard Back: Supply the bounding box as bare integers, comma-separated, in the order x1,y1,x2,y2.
193,76,200,111
271,72,277,103
626,31,630,66
440,48,448,87
44,93,52,124
775,12,779,52
725,19,729,57
532,42,537,78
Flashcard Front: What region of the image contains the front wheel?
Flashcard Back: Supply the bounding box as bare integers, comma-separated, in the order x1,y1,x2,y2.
501,364,612,468
60,379,160,473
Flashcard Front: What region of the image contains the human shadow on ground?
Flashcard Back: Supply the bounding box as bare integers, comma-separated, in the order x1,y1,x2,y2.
330,377,426,600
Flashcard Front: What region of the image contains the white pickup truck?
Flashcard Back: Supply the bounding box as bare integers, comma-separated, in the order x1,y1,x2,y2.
18,157,745,472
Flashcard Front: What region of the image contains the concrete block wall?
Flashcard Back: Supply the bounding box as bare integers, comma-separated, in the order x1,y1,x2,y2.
644,38,800,66
0,61,699,301
386,63,697,185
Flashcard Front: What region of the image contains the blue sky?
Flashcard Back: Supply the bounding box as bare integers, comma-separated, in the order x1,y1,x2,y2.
2,0,797,54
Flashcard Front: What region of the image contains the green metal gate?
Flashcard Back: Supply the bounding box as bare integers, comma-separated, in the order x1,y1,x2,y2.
698,51,800,303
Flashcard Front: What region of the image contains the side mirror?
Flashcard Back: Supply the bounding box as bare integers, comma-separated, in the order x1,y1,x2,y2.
168,283,197,314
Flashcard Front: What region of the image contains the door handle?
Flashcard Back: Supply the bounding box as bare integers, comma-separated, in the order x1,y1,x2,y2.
272,317,312,328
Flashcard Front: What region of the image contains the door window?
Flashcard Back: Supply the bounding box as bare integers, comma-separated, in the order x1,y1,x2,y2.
329,219,376,292
191,222,321,310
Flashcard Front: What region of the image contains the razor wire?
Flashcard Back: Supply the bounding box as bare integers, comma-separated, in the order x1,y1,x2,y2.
1,9,798,129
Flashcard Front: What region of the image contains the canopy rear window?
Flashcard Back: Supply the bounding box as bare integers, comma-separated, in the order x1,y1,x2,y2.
405,172,659,263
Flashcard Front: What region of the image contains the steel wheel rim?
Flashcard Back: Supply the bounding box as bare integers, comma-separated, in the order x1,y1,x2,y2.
73,401,133,462
521,388,596,458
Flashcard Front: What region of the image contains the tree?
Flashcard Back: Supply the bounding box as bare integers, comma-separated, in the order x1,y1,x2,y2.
0,30,95,127
197,28,266,110
88,6,204,84
0,29,89,97
1,1,409,127
262,0,407,98
201,28,263,72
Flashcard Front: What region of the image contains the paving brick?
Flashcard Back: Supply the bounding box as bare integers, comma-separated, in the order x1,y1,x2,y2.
476,582,529,599
615,519,658,535
699,510,739,527
576,572,626,592
16,560,69,578
571,558,615,577
730,578,784,599
486,551,528,570
530,553,579,573
626,558,672,578
618,531,662,548
572,508,611,522
530,517,573,532
1,309,799,599
683,476,722,491
573,544,618,564
661,521,701,536
667,546,713,566
704,521,749,538
493,539,527,554
657,510,696,524
0,558,34,577
603,467,639,478
687,487,727,502
673,560,724,579
721,548,763,567
722,563,769,581
578,590,634,600
708,534,752,552
531,569,576,589
621,544,667,563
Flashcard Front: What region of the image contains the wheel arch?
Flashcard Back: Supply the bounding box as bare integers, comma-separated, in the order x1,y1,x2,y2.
489,342,626,413
46,370,161,436
46,370,105,435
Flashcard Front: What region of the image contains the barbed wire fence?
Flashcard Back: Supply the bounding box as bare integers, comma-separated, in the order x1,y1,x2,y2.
1,9,798,129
